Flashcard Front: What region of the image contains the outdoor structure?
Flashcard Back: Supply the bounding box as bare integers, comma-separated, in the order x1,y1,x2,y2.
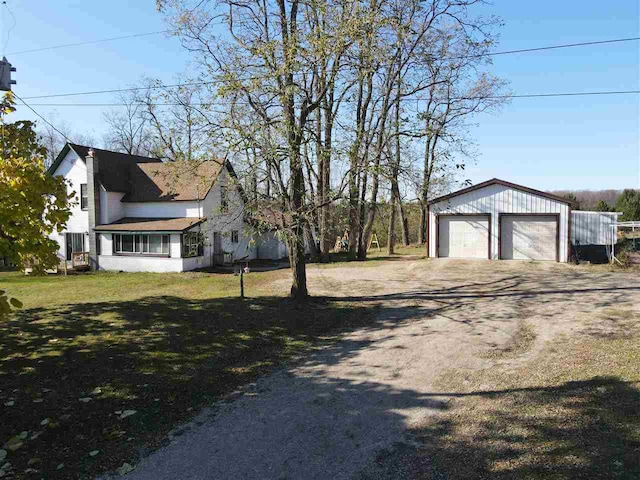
571,211,622,263
608,220,640,265
427,178,620,263
48,143,287,273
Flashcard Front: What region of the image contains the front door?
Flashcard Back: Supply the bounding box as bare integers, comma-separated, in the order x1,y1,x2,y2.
65,233,85,261
213,232,223,254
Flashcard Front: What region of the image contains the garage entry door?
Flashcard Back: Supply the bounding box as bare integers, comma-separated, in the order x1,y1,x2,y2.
500,215,558,261
438,215,489,259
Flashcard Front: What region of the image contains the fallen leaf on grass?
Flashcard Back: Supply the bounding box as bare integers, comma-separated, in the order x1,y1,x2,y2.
4,437,23,452
119,410,137,419
117,462,135,475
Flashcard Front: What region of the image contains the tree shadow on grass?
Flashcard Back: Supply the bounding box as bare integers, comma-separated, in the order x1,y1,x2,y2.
0,292,437,479
361,376,640,479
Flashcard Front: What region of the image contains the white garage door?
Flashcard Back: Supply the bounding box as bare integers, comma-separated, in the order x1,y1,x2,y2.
438,216,489,259
501,215,557,261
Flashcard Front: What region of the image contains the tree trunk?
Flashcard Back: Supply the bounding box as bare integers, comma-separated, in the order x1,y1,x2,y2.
304,219,319,260
288,229,308,300
418,204,427,245
398,199,409,246
387,195,397,255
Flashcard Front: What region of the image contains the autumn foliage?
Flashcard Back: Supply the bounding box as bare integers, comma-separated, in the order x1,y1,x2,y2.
0,93,72,274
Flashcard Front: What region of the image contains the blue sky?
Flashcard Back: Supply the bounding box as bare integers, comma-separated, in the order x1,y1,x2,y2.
3,0,639,190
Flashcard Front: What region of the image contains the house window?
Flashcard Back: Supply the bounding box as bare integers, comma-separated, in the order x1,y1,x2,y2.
231,230,239,244
183,232,204,258
220,185,228,213
65,233,85,261
80,184,88,210
113,234,170,255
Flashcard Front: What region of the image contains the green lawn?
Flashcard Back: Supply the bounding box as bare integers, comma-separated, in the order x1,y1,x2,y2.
0,270,370,479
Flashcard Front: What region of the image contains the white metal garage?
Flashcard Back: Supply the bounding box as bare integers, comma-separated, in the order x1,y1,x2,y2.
437,215,490,259
427,179,571,262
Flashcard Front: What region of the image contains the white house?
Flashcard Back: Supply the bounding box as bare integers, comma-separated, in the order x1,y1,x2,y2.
427,178,619,263
48,143,286,272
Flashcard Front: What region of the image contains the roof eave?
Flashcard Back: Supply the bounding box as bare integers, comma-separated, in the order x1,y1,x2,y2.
47,143,73,175
428,178,572,206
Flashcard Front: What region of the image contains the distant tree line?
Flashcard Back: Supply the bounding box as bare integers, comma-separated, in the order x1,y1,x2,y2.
552,189,640,221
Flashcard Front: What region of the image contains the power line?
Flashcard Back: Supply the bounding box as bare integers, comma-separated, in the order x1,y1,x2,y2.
480,90,640,99
7,30,172,56
471,37,640,59
14,93,74,142
21,90,640,107
22,80,215,100
16,36,640,100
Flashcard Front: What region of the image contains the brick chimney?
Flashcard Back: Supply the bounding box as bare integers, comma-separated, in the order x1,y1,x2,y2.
86,150,101,270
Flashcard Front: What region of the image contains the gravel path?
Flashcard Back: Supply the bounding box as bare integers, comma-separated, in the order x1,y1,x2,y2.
114,259,640,480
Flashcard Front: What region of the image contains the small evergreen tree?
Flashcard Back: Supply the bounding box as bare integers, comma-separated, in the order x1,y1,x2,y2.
615,189,640,221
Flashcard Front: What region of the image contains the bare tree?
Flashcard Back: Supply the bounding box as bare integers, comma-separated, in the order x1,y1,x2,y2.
416,23,508,244
158,0,357,299
103,91,153,155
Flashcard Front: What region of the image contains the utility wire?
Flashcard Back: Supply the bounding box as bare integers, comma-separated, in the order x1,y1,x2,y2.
16,36,640,100
7,30,172,56
22,80,214,100
14,92,74,142
1,0,16,56
22,90,640,107
468,37,640,59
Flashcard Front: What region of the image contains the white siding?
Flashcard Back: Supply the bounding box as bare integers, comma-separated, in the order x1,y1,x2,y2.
97,233,203,272
100,188,125,224
123,201,202,218
428,183,570,262
49,150,89,259
201,168,258,262
256,232,288,260
98,255,186,272
571,211,620,246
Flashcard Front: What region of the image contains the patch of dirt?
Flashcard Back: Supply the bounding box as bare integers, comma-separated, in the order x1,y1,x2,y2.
97,258,640,480
478,320,537,360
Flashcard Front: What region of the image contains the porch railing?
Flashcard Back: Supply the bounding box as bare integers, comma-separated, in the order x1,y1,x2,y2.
71,252,90,270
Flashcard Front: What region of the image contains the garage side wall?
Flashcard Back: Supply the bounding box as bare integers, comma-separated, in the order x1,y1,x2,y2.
428,184,570,262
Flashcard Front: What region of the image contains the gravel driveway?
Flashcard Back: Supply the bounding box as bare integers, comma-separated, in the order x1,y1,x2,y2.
116,259,640,480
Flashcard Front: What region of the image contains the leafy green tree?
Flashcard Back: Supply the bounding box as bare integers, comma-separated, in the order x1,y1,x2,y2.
595,200,611,212
615,189,640,221
0,93,73,275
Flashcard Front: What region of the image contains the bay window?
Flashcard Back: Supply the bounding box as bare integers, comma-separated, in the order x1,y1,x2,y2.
113,234,170,255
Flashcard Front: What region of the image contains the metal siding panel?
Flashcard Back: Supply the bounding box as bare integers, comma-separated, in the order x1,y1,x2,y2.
571,211,618,245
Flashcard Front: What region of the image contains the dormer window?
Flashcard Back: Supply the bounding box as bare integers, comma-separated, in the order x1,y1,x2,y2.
80,184,88,210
